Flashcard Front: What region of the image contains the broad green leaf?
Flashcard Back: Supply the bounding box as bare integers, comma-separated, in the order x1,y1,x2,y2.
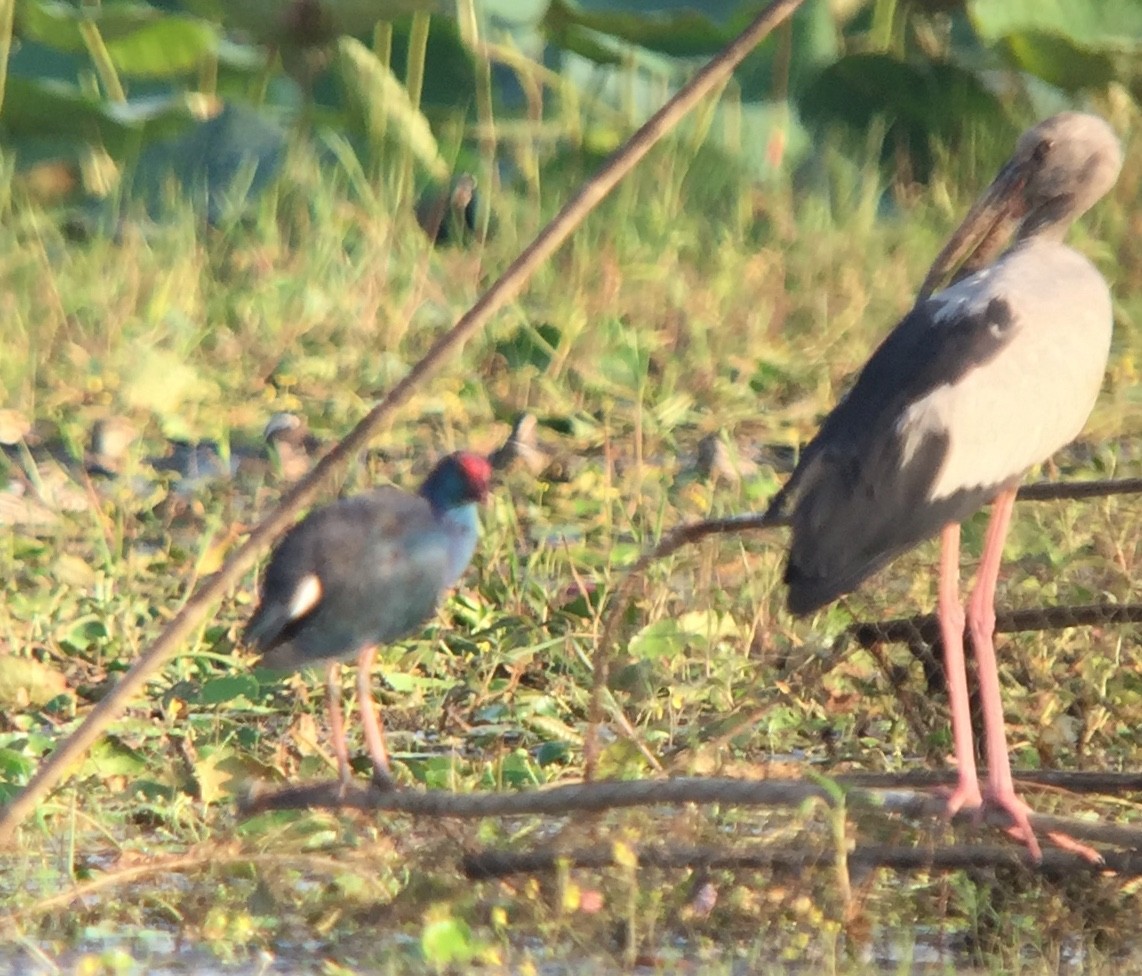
80,737,147,779
543,0,837,100
16,3,219,79
0,77,208,158
969,0,1142,46
325,0,445,31
196,674,261,706
543,0,729,60
104,17,219,79
0,748,35,783
57,614,108,652
383,672,451,693
522,711,583,744
535,740,570,766
337,36,447,180
629,610,739,661
969,0,1142,97
192,744,265,804
218,0,445,47
994,30,1124,94
493,751,540,788
493,322,561,372
798,52,1015,181
628,619,683,660
421,916,475,967
676,609,739,640
568,0,746,22
543,18,621,66
384,15,479,111
18,0,161,53
53,554,97,589
732,0,838,101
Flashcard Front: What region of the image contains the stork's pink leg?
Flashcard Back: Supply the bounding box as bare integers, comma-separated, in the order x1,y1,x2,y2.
967,487,1100,863
325,662,352,789
356,645,394,789
967,487,1042,857
938,523,983,816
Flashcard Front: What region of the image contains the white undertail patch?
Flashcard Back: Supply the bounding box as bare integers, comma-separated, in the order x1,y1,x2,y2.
288,573,323,620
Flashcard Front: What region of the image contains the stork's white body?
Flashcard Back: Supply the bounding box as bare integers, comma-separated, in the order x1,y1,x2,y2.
903,239,1112,502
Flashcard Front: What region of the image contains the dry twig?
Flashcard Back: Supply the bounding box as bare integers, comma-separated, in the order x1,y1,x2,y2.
461,841,1142,881
237,774,1142,855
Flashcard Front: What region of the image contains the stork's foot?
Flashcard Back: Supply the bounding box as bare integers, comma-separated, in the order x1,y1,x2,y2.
369,763,396,792
943,781,1102,863
336,762,353,800
942,777,983,819
984,788,1043,861
983,789,1104,864
1040,829,1104,865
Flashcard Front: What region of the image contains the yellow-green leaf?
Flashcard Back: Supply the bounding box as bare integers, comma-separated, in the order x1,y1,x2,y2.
337,36,447,180
0,656,69,708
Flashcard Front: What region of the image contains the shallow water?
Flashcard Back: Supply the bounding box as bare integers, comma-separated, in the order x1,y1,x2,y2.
0,940,1016,976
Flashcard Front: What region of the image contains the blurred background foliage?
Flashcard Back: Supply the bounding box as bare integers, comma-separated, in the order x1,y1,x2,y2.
1,0,1139,228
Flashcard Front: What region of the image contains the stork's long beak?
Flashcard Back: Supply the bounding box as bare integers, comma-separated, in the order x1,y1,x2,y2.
916,159,1028,301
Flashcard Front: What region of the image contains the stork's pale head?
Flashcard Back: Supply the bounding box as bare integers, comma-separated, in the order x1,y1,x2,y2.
1010,112,1123,239
918,112,1122,299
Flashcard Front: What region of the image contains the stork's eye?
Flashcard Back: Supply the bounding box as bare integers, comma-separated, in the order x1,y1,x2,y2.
1031,138,1053,165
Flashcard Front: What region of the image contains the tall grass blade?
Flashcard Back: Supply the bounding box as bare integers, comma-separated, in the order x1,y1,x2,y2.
337,35,448,181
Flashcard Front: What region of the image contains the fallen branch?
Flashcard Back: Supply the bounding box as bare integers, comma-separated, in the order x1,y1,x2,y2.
461,841,1142,881
1016,477,1142,502
236,774,1142,853
849,603,1142,649
832,768,1142,795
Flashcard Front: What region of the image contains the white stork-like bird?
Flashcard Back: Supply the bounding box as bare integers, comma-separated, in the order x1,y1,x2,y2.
768,113,1122,860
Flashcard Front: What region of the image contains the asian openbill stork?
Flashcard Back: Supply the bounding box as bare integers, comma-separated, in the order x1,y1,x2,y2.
767,113,1122,859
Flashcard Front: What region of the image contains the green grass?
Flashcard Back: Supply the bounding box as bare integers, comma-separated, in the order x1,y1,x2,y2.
0,122,1141,975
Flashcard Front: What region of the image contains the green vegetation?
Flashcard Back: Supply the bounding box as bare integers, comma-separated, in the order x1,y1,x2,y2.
1,121,1138,971
1,1,1141,973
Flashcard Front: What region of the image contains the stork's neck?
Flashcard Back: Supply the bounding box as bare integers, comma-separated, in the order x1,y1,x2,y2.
1015,207,1074,244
